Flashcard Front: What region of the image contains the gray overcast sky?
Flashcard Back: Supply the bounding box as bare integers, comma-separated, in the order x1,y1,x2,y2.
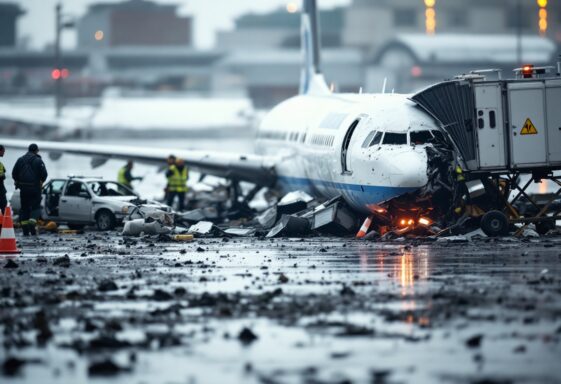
16,0,350,49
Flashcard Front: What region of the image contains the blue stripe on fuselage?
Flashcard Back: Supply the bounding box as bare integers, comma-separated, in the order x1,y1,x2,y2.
277,176,418,211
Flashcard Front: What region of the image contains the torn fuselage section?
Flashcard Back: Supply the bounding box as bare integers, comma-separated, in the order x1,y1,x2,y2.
363,138,462,237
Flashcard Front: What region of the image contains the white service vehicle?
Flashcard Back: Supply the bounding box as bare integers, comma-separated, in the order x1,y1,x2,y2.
10,177,161,230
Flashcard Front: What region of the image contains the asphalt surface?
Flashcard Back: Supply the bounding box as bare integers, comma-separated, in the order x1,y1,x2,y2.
1,232,561,384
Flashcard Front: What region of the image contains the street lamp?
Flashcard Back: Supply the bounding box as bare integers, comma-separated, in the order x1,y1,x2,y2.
54,3,75,118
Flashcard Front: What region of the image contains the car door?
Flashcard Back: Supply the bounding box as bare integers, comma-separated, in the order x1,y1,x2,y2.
42,179,66,219
59,181,93,222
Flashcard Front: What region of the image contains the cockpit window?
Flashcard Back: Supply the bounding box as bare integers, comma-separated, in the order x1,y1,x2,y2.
362,131,383,148
382,133,407,145
410,130,433,145
431,130,446,143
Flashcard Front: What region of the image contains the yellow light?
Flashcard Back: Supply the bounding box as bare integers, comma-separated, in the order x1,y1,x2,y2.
539,19,548,31
94,30,104,41
286,2,298,13
426,19,436,34
537,0,548,7
425,0,436,35
539,8,547,18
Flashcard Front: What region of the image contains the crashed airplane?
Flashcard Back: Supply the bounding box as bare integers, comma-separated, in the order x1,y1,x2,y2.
2,0,457,230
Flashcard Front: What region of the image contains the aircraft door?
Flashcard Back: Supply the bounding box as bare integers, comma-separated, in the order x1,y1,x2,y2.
341,118,361,174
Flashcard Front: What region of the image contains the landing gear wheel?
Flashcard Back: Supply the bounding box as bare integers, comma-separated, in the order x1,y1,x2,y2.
96,210,116,231
536,220,555,235
481,210,509,237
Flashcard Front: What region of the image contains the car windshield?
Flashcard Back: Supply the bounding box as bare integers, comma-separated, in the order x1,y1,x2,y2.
88,181,135,197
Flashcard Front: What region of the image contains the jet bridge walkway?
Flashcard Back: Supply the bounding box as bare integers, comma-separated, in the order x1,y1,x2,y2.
410,61,561,236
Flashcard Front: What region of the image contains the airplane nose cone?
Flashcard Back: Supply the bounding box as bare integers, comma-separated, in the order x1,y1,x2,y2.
386,149,428,188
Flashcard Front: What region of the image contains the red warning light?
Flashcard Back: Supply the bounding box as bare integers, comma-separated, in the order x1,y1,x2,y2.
522,64,534,78
61,68,70,79
51,68,61,80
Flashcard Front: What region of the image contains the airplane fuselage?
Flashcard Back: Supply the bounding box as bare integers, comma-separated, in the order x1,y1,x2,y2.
255,92,442,214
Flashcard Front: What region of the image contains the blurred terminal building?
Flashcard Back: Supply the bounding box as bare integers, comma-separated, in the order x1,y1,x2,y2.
0,0,560,108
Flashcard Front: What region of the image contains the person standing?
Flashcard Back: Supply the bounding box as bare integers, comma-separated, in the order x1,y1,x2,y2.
164,154,176,201
12,143,48,236
166,158,188,211
0,145,7,213
118,160,142,189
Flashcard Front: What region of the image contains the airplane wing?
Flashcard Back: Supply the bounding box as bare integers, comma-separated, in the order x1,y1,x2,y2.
0,138,278,187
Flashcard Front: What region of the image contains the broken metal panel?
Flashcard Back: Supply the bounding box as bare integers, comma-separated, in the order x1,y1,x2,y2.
410,80,477,165
311,201,358,235
266,215,311,238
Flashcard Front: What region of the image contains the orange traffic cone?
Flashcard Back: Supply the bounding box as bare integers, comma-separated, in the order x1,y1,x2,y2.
0,207,21,254
356,216,373,239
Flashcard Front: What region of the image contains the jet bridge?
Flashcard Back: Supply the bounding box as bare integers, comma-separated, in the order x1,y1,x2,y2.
410,61,561,236
411,65,561,173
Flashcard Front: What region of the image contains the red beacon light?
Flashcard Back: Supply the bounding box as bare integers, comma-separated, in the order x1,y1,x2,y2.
521,64,534,79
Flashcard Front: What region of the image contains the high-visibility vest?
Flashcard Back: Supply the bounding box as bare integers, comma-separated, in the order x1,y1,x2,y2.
455,165,465,182
118,166,130,186
168,165,188,193
0,161,5,177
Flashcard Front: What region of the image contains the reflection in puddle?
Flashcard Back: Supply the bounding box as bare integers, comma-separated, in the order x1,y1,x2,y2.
358,246,432,325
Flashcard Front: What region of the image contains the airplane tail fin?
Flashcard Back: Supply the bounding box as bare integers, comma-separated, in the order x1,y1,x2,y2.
299,0,330,95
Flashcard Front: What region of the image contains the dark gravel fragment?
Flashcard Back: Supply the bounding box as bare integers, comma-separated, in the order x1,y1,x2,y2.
466,334,484,348
4,259,18,269
153,289,173,301
89,335,131,350
278,273,289,284
33,310,53,345
238,327,258,344
2,357,25,376
53,254,71,267
174,287,187,296
98,279,118,292
340,285,356,296
88,359,125,376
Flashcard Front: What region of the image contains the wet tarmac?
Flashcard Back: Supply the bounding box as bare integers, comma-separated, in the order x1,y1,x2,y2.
1,233,561,384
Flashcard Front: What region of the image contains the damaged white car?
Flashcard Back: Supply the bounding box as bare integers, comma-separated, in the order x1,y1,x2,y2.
10,176,168,230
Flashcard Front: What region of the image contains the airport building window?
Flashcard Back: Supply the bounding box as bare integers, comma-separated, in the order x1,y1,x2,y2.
382,133,407,145
394,8,417,27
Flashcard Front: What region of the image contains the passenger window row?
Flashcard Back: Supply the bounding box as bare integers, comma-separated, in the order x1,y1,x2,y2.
259,131,288,141
311,134,335,147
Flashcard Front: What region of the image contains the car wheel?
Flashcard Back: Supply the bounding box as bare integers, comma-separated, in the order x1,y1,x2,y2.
481,210,509,237
96,210,116,231
68,223,85,230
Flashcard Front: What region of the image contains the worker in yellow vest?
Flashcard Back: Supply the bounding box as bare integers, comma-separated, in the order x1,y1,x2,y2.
164,154,176,201
166,158,188,211
118,161,142,189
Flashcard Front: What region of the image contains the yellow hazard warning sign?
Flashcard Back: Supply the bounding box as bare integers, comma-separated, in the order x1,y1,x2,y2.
520,118,538,135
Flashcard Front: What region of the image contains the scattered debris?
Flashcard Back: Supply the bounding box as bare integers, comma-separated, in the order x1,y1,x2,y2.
3,259,18,269
238,327,258,345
